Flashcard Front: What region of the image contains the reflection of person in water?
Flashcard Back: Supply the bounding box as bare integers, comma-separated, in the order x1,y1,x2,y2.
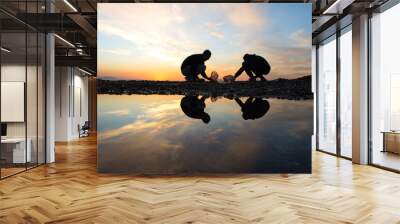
180,95,211,123
233,54,271,81
235,97,270,120
181,50,212,82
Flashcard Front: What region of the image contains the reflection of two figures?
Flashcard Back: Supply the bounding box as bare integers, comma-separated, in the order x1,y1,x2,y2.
180,95,270,123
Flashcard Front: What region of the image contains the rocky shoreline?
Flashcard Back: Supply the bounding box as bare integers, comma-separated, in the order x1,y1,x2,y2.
97,75,313,100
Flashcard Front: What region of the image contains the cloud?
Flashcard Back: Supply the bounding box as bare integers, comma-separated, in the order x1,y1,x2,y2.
218,4,265,28
235,32,311,79
98,100,181,140
205,21,224,30
104,109,130,116
210,31,224,39
98,4,202,64
100,49,131,56
290,29,310,48
205,21,225,39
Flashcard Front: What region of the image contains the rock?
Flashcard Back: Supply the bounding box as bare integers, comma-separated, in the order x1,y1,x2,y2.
210,71,219,81
223,75,234,83
96,75,313,100
211,96,219,102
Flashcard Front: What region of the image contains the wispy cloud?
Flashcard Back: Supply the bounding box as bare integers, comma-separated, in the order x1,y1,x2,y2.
100,49,131,56
218,4,266,28
290,29,310,48
210,31,224,39
98,4,201,64
205,21,225,39
104,109,130,116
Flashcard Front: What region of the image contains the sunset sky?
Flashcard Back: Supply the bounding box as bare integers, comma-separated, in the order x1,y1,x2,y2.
98,3,311,81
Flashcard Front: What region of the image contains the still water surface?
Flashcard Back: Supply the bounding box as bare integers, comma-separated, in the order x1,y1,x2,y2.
98,94,313,174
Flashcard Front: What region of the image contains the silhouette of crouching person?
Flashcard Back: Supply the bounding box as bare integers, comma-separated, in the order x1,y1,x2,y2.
233,54,271,82
235,97,270,120
181,50,212,82
180,95,211,124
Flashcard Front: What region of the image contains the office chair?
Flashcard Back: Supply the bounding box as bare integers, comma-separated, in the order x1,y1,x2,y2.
79,121,90,138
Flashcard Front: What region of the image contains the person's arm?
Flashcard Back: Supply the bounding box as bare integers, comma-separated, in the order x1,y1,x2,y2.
245,97,254,105
235,98,244,108
200,95,209,102
233,66,244,79
200,71,211,80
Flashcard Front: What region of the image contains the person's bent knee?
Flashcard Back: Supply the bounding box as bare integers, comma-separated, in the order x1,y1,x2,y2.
185,76,196,81
181,65,192,77
245,69,255,77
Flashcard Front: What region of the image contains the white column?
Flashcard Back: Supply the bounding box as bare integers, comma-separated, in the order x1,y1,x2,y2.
312,45,317,150
46,33,55,163
55,67,73,141
45,0,56,163
352,14,369,164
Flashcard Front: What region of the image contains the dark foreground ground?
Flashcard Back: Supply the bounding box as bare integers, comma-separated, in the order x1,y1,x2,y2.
97,75,312,100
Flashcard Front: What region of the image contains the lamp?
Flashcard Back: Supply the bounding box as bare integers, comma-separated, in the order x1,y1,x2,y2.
54,34,75,48
1,47,11,53
63,0,78,12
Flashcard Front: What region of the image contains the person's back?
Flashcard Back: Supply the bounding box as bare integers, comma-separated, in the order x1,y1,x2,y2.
181,54,204,71
245,54,270,74
180,50,212,82
233,54,271,81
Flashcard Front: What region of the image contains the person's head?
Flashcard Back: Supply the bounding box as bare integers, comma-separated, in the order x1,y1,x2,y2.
201,113,211,124
243,54,251,61
202,49,211,61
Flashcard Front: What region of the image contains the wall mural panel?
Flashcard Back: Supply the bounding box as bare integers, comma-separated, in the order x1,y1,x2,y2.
97,3,313,174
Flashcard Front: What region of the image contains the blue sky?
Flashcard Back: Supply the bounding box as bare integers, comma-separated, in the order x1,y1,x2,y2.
98,3,311,81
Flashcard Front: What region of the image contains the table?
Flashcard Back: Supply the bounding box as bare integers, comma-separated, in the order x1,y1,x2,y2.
1,138,31,163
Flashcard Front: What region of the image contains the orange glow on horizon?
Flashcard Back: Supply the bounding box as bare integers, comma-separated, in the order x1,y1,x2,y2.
98,66,258,81
99,67,185,81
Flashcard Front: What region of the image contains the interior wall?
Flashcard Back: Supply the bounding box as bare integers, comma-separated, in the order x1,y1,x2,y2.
55,67,89,141
1,62,45,168
55,66,70,141
76,71,89,137
1,64,37,138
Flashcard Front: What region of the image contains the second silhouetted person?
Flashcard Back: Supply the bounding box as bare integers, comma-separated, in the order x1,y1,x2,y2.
233,54,271,82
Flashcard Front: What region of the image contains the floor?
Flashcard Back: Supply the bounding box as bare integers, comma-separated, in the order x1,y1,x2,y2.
372,150,400,171
0,167,25,178
0,135,400,223
1,163,43,178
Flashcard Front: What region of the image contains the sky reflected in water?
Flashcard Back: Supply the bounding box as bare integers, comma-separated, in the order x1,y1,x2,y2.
98,94,313,174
